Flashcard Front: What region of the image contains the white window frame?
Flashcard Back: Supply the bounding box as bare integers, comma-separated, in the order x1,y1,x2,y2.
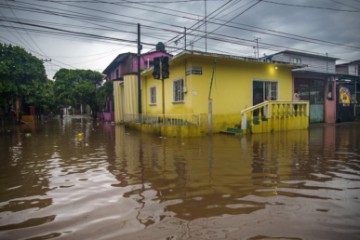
253,80,279,101
173,79,184,103
150,86,156,105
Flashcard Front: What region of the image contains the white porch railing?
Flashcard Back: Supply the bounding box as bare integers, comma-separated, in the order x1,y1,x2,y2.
241,101,309,132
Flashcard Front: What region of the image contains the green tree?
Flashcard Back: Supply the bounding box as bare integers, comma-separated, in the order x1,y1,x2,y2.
26,79,56,114
0,43,48,120
53,69,104,119
96,80,113,112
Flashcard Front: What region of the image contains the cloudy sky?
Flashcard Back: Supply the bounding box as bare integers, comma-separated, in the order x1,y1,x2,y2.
1,0,359,79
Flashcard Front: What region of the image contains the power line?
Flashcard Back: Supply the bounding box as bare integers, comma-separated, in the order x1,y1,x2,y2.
37,0,224,3
166,0,236,47
2,0,359,67
191,0,263,45
1,18,344,61
262,0,360,12
6,0,360,53
0,7,39,55
328,0,360,11
4,1,50,58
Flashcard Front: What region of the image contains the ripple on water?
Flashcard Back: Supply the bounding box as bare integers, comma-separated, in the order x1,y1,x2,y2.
1,121,360,239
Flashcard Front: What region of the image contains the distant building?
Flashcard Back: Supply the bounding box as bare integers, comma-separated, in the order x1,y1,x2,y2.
265,50,338,123
336,60,360,76
103,43,172,123
336,60,360,121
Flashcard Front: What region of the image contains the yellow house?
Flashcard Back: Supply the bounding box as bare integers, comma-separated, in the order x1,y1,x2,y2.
119,51,309,137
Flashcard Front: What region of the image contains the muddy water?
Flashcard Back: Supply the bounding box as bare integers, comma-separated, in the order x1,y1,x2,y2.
0,117,359,240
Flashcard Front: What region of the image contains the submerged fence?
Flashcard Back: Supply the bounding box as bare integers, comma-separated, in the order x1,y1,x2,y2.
124,113,201,126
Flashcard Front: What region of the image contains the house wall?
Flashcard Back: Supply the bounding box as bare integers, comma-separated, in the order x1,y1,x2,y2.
336,65,349,75
143,56,294,133
123,74,138,117
113,80,123,123
272,53,336,73
349,64,359,76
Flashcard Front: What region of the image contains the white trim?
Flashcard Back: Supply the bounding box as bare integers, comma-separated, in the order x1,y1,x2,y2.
252,79,279,103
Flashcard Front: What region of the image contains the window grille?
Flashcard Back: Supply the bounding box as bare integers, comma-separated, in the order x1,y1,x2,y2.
173,79,184,102
186,66,202,75
150,86,156,104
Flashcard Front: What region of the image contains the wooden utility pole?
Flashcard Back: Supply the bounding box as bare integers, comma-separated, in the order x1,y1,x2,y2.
184,27,187,51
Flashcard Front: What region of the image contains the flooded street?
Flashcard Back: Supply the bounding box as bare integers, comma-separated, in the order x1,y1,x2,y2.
1,117,360,240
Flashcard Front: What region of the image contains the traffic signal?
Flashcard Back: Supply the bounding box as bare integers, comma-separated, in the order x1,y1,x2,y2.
162,57,169,79
153,57,161,79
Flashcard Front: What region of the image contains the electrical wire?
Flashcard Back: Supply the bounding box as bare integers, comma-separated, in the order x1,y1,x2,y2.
1,0,359,74
190,0,263,45
5,0,360,52
262,0,359,12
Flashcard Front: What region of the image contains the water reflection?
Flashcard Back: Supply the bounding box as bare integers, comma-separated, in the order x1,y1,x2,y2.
110,123,360,222
0,118,360,239
112,129,294,220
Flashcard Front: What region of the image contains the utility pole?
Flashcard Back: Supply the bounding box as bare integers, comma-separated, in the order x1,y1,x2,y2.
326,52,329,73
254,38,260,59
137,23,142,120
184,27,187,51
204,0,207,52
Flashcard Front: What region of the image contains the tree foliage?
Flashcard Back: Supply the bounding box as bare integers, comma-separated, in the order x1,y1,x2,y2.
26,80,56,113
53,69,104,118
96,80,113,111
0,43,50,115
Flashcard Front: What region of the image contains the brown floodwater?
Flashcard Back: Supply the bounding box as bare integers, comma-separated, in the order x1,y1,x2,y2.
0,116,359,240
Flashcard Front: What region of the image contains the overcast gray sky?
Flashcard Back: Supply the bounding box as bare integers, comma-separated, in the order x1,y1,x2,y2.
1,0,359,79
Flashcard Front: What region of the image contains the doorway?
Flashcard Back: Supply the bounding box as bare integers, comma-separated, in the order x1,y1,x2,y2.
253,80,278,105
294,78,325,123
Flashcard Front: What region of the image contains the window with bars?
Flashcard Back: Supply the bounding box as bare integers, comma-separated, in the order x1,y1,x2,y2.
186,66,202,75
150,86,156,104
173,79,184,102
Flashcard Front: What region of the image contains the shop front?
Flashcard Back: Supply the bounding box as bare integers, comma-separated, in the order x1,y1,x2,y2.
336,75,359,122
294,77,325,123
